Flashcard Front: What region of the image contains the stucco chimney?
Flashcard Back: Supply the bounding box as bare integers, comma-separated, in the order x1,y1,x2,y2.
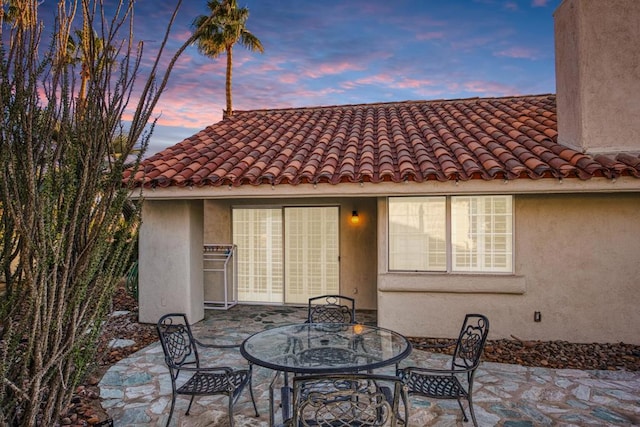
554,0,640,154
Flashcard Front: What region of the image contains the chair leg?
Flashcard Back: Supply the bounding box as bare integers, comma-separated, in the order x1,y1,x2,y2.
248,372,260,417
269,371,281,427
467,396,479,427
457,398,469,422
166,394,177,427
185,395,196,415
228,395,235,427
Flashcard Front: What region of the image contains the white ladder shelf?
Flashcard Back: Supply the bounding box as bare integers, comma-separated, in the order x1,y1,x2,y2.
203,244,238,310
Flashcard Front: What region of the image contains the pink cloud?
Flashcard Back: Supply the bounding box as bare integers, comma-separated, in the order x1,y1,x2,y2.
451,35,494,51
411,88,449,99
394,77,437,90
416,31,445,41
347,74,394,87
304,62,367,78
283,87,344,103
190,60,226,76
357,3,393,15
169,29,193,44
153,96,224,128
494,46,540,60
123,99,218,129
252,60,284,73
504,2,518,11
461,80,518,95
344,74,436,92
532,0,549,7
122,74,227,128
279,73,300,84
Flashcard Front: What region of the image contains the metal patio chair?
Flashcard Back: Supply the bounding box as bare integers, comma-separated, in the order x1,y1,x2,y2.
307,294,356,324
289,373,409,426
156,313,259,427
397,314,489,427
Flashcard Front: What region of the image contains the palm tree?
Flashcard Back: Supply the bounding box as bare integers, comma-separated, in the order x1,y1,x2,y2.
66,28,109,107
0,2,17,26
192,0,264,117
1,1,31,28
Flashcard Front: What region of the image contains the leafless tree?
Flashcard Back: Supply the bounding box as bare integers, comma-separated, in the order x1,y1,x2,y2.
0,1,209,424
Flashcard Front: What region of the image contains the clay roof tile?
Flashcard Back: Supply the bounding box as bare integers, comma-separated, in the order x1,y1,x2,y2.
125,94,640,188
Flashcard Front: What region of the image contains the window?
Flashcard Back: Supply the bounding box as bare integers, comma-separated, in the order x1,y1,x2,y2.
389,195,513,273
389,197,447,271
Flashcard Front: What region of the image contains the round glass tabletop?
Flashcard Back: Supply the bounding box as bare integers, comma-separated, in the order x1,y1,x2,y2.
240,323,412,374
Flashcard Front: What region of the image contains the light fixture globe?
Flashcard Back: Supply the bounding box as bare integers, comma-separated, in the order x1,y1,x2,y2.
350,210,360,225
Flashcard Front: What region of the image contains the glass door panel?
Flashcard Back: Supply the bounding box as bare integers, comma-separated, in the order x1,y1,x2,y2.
284,207,339,304
232,208,283,303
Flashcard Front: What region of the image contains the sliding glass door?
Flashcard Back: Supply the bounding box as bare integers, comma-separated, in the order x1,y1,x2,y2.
232,206,339,304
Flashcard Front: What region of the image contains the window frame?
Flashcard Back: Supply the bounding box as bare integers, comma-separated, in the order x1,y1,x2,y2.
388,195,514,274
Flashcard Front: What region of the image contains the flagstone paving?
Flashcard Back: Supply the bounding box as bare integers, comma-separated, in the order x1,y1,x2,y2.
99,305,640,426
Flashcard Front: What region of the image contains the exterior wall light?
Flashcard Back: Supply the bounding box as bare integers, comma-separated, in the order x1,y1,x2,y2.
350,210,360,225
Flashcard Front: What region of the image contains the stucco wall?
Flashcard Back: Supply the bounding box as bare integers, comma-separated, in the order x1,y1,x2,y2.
377,193,640,344
338,198,377,308
138,200,204,323
555,0,640,153
203,198,378,310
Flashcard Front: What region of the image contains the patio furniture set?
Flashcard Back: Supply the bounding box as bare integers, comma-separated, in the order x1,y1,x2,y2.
156,294,490,427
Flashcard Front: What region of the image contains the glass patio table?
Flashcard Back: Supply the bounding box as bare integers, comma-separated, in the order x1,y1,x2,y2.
240,323,412,425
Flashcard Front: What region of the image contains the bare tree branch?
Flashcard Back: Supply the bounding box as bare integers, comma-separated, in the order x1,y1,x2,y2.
0,0,209,424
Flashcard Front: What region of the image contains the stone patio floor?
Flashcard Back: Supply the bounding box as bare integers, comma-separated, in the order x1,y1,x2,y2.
99,305,640,426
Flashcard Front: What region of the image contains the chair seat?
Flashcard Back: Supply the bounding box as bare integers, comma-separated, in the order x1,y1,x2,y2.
297,419,391,426
177,369,249,396
291,373,407,427
401,371,468,399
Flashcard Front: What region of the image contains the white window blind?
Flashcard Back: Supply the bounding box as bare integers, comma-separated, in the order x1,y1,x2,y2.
232,208,283,303
389,197,446,271
389,195,513,273
451,196,512,272
284,207,339,304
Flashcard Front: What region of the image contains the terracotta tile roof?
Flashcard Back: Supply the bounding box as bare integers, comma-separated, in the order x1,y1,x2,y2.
125,94,640,188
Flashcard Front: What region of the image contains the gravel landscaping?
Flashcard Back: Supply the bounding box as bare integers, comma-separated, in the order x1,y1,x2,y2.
408,336,640,372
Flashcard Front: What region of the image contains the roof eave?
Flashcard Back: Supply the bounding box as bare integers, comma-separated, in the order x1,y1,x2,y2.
130,176,640,201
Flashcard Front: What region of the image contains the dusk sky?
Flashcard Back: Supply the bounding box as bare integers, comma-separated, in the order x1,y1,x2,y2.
105,0,562,154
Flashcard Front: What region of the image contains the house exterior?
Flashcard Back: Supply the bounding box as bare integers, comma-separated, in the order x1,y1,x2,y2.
127,0,640,344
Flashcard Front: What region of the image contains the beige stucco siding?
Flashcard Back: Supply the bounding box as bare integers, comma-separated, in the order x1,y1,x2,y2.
377,193,640,344
555,0,640,154
138,200,204,323
137,191,640,345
